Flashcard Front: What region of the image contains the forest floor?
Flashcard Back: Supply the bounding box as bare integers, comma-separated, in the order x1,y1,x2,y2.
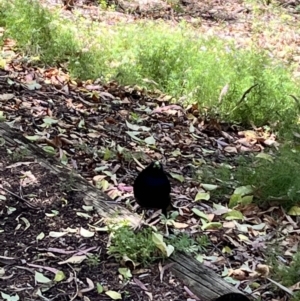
0,1,300,301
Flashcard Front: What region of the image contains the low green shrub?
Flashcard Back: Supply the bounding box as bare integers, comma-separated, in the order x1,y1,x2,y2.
1,0,299,128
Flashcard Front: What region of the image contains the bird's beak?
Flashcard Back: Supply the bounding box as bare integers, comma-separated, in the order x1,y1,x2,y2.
153,161,161,168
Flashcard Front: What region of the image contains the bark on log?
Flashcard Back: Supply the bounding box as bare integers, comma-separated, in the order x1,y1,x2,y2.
0,121,247,301
170,252,242,300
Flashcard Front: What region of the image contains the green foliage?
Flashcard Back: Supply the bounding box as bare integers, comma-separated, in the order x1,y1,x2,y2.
1,0,300,129
234,146,300,209
7,146,30,162
278,252,300,287
108,226,166,266
166,233,210,254
114,28,299,127
108,226,210,266
98,0,115,10
195,142,300,210
268,250,300,301
3,0,299,210
200,146,300,210
1,0,81,64
86,254,101,267
1,0,51,46
198,163,234,197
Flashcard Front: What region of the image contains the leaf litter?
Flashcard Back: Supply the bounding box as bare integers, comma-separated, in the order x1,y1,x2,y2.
0,51,298,301
0,1,300,301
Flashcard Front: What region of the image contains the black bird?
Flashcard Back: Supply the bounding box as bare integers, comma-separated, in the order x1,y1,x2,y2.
133,161,171,216
214,293,250,301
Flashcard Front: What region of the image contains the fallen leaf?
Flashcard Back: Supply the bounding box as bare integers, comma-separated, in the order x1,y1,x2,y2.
49,231,68,238
126,131,142,142
224,210,244,220
126,120,150,132
79,227,95,238
96,283,104,293
288,206,300,216
105,291,122,300
36,232,45,241
152,232,174,257
201,222,222,230
170,173,184,182
256,153,273,162
35,271,51,284
224,146,238,153
54,271,66,282
170,221,189,229
201,184,218,191
80,278,95,293
118,268,132,279
144,136,156,145
194,191,210,201
0,93,14,102
192,208,209,220
234,185,253,196
58,255,86,265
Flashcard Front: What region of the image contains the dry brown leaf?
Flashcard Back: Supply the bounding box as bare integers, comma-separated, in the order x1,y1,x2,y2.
224,146,238,153
255,264,270,278
228,268,247,280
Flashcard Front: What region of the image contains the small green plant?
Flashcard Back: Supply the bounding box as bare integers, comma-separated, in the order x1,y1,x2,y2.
108,226,166,266
234,146,300,209
198,163,234,197
103,148,114,161
60,171,77,193
267,250,300,301
7,147,30,162
86,254,101,267
75,143,93,155
98,0,115,10
195,234,210,251
129,112,143,123
167,233,210,254
161,211,179,225
201,145,300,209
94,146,142,163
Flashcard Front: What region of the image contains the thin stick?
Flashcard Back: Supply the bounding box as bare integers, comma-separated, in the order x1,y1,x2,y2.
0,186,38,209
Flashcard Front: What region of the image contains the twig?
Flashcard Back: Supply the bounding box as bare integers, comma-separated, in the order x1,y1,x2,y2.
266,277,293,295
229,84,259,114
0,186,39,209
67,262,79,301
209,241,232,269
289,94,300,113
132,156,146,169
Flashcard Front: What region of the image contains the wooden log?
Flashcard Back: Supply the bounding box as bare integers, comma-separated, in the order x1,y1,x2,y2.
0,122,141,228
0,122,248,301
170,252,242,300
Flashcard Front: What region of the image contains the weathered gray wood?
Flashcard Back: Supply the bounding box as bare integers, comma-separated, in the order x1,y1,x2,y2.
170,252,242,300
0,121,248,301
0,122,141,228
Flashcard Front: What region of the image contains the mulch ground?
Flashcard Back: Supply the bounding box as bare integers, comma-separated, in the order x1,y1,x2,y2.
0,1,299,300
0,50,293,301
0,98,188,301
